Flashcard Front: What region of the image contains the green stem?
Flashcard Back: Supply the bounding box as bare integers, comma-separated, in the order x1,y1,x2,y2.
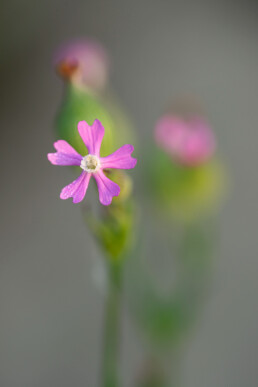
102,260,123,387
137,351,181,387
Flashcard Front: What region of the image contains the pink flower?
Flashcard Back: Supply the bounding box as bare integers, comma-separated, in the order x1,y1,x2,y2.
155,115,216,166
54,39,110,91
48,120,137,205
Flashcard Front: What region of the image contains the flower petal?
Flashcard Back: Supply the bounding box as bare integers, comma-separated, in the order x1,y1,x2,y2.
100,144,137,170
48,140,82,166
77,119,104,156
48,153,82,166
60,171,91,203
53,140,81,156
94,170,120,206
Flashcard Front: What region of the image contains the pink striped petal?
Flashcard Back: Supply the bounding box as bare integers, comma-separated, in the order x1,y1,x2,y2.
60,171,91,203
100,144,137,170
93,170,120,206
48,140,82,166
53,140,81,156
77,119,104,156
48,152,82,166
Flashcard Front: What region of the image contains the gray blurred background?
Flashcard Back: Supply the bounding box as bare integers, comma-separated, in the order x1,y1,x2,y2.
1,0,258,386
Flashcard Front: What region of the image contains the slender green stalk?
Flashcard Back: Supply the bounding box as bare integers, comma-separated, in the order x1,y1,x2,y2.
102,260,123,387
137,350,181,387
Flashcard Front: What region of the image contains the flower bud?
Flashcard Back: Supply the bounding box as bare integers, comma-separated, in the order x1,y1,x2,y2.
155,115,216,166
54,38,110,92
108,170,133,203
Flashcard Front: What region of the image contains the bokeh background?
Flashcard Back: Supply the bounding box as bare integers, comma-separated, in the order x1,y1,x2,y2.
1,0,258,386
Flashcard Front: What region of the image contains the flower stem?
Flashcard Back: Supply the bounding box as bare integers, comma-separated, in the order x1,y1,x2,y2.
137,351,181,387
102,259,123,387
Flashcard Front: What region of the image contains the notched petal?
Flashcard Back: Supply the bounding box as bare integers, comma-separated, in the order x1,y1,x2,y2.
77,119,104,156
100,144,137,170
60,171,91,203
47,152,82,166
93,170,120,206
53,140,81,156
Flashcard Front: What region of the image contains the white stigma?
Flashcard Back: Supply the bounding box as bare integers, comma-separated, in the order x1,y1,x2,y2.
80,154,101,173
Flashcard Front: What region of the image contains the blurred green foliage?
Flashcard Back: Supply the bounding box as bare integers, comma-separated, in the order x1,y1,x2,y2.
125,220,214,350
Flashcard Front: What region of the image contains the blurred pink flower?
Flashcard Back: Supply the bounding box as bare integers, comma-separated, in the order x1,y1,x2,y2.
48,120,137,205
54,39,110,91
155,115,216,166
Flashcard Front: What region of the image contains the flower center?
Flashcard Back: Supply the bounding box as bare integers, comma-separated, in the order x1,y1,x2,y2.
80,154,101,173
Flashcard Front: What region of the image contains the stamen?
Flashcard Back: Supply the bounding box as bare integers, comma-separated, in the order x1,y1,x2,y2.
80,154,101,173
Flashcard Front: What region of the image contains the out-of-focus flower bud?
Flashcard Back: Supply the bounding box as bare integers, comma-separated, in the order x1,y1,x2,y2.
145,106,226,221
107,170,133,203
155,115,216,167
84,198,136,261
54,38,110,92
